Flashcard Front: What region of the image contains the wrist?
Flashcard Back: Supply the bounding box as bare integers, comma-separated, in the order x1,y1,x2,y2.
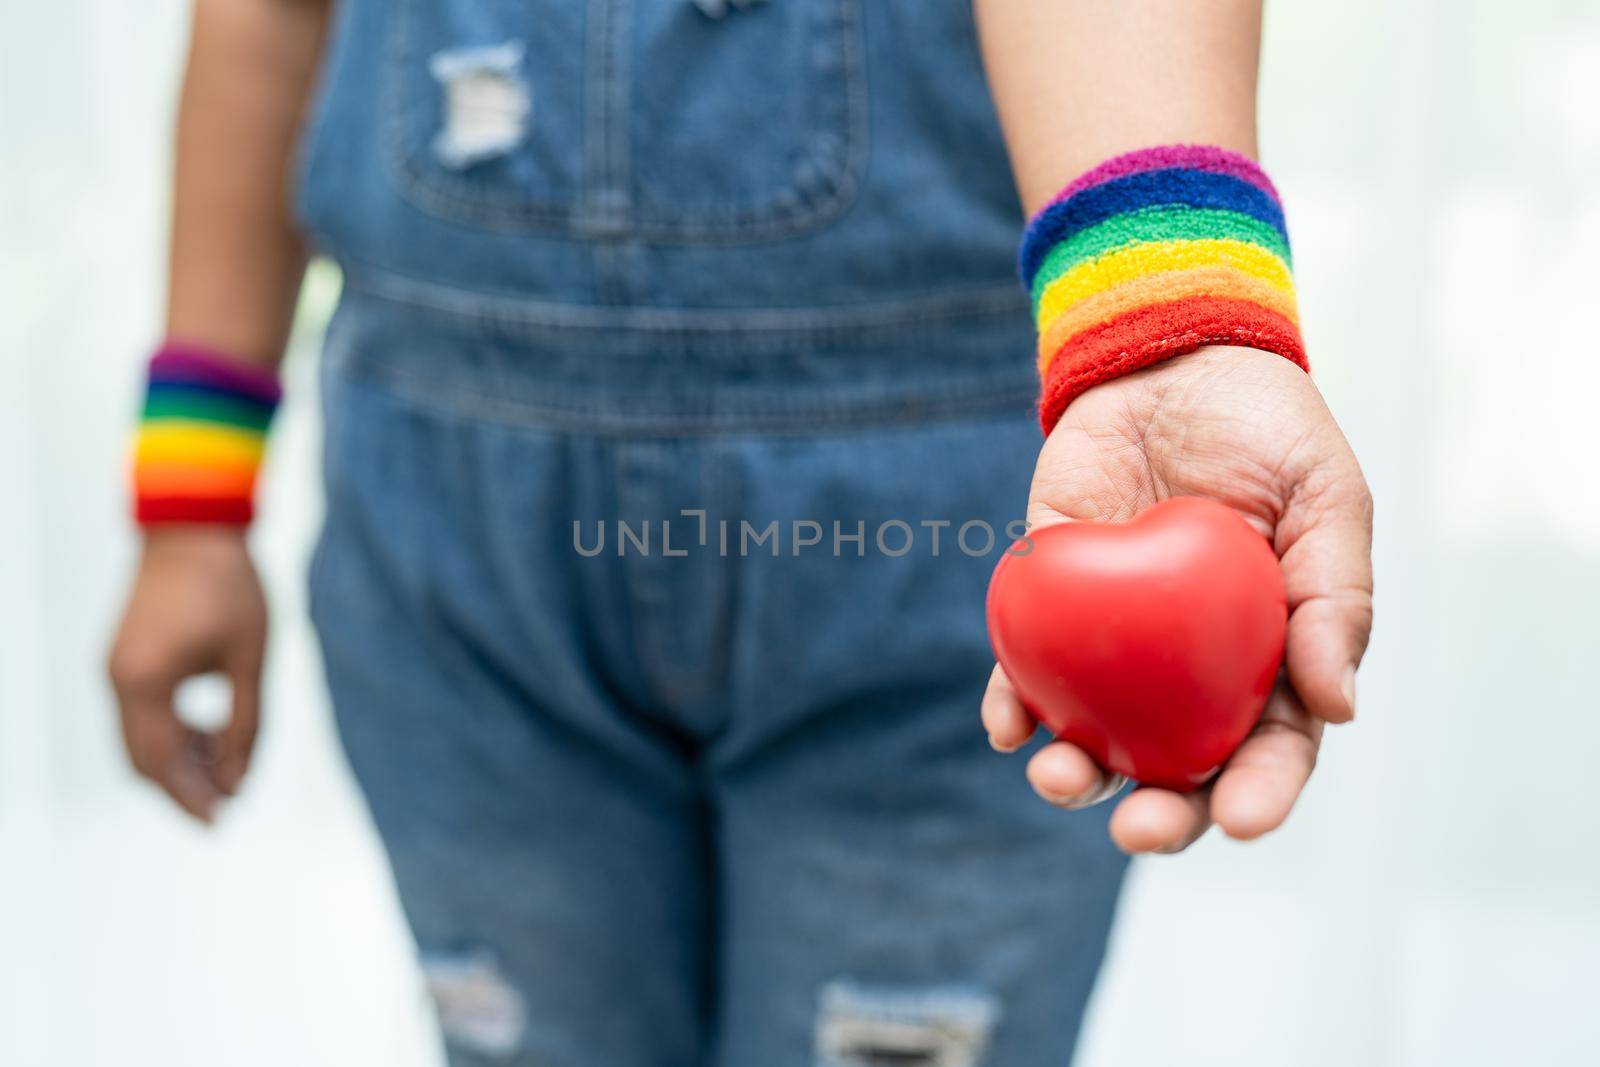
1041,344,1308,438
140,523,250,548
138,524,255,581
140,522,251,563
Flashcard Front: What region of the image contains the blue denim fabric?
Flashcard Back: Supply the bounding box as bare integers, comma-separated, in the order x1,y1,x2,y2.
300,3,1128,1065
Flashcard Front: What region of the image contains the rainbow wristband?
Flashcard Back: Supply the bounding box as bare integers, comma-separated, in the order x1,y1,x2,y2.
1020,145,1309,433
132,342,281,526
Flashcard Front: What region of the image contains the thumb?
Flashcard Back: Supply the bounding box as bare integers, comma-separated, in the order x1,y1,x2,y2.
1278,463,1374,724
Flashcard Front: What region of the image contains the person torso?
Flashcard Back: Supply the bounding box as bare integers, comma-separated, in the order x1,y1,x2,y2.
297,0,1029,326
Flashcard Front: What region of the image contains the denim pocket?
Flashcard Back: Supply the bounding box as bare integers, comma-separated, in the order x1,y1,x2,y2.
624,0,867,242
385,0,588,229
384,0,867,243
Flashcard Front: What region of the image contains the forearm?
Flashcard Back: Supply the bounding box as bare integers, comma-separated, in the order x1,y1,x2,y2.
167,0,330,367
974,0,1262,215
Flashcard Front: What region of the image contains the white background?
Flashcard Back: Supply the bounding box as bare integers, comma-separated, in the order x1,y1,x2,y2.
3,2,1598,1064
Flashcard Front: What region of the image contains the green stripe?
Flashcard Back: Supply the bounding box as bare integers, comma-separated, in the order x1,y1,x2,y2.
142,392,273,432
1031,206,1293,303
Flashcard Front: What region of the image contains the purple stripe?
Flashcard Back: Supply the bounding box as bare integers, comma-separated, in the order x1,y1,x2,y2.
149,342,282,405
1052,145,1282,206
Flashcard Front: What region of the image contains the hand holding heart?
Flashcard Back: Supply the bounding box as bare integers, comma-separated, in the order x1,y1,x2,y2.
981,346,1373,854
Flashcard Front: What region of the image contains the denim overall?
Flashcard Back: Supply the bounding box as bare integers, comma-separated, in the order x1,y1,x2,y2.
299,2,1127,1064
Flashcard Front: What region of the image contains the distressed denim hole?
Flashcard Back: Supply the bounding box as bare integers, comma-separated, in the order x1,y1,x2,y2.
421,947,527,1058
428,41,531,169
816,980,1000,1067
691,0,770,19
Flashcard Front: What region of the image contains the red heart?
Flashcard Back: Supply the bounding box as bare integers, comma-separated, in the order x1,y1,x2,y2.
986,496,1286,791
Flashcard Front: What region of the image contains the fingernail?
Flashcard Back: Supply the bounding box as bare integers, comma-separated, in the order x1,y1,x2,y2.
1032,782,1082,806
1033,775,1124,809
988,735,1020,754
1341,666,1358,720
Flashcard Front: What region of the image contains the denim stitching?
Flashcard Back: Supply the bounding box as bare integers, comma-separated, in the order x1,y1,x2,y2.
611,441,730,714
583,0,607,215
620,0,869,241
603,0,632,227
382,0,869,244
583,0,632,235
327,352,1037,437
341,265,1030,344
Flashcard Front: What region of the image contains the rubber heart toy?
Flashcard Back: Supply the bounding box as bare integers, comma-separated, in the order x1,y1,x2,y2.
986,496,1286,791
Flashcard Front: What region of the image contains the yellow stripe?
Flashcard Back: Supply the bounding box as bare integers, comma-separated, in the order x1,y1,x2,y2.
1036,265,1300,374
135,421,265,468
1037,238,1294,334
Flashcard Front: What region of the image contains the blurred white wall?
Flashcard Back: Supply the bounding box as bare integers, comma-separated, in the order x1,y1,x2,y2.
2,2,1597,1065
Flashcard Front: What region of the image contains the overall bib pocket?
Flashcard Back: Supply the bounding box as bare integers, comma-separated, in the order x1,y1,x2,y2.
384,0,868,243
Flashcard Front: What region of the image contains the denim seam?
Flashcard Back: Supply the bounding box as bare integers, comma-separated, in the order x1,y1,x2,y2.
583,0,606,215
341,265,1030,342
611,442,726,713
382,0,869,244
327,356,1038,437
584,0,630,229
604,0,632,224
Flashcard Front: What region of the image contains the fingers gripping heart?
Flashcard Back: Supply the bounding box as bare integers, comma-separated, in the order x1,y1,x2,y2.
986,497,1286,792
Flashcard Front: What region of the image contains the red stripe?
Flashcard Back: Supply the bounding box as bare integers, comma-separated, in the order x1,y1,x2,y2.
1038,295,1308,433
135,496,254,526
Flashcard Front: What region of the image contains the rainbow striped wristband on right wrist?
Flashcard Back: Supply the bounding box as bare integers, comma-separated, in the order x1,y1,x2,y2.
131,342,281,526
1020,145,1310,433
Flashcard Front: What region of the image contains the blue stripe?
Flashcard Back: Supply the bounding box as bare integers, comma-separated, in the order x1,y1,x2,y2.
1019,169,1289,289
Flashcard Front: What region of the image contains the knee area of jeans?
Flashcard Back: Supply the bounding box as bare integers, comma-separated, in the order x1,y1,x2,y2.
421,946,528,1060
815,979,1001,1067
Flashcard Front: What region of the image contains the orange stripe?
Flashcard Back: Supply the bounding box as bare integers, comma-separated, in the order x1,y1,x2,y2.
1037,265,1299,374
134,461,257,499
1035,238,1293,328
133,452,258,475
